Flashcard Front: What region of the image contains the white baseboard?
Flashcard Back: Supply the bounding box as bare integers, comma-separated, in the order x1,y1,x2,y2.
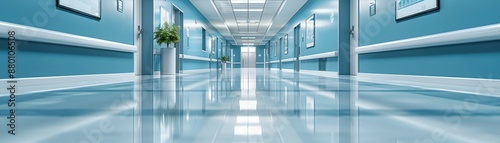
357,73,500,97
0,73,135,96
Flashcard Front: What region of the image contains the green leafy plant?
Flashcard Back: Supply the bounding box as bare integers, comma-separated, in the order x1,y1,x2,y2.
154,22,180,48
220,56,229,63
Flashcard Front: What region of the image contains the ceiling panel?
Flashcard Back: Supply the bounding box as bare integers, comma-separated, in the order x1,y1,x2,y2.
191,0,308,45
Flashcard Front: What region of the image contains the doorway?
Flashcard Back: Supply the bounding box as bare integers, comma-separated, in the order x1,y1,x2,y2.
294,24,301,72
173,5,183,73
241,46,256,68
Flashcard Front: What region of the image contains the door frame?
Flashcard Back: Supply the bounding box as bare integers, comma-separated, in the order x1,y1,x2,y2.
134,0,142,75
294,24,301,72
351,0,359,75
172,4,184,74
279,37,283,70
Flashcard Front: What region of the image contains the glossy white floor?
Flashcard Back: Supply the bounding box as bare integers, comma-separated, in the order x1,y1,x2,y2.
1,68,499,143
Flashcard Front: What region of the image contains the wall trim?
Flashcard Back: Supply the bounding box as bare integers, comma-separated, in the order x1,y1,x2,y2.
267,51,338,64
281,58,295,62
357,24,500,54
269,60,279,64
357,73,500,97
299,51,338,61
0,73,135,96
181,54,217,62
0,21,136,52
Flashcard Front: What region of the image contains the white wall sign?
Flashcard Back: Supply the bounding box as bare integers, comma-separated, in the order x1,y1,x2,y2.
396,0,439,21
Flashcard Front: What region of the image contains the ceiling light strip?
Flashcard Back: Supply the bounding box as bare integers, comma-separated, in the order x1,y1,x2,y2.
231,0,266,4
233,9,263,12
210,0,236,43
260,0,287,45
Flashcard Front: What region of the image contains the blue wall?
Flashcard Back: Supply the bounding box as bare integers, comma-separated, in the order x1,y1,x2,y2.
231,45,241,68
358,0,500,79
1,0,134,78
359,40,500,79
256,45,265,68
0,0,134,44
0,40,133,78
270,0,339,71
326,57,339,71
153,0,224,71
359,0,500,46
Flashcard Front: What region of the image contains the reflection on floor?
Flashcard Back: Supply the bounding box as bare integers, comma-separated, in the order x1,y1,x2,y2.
1,68,499,143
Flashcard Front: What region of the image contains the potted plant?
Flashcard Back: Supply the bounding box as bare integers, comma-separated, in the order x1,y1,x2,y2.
154,22,180,48
220,56,229,70
154,22,180,75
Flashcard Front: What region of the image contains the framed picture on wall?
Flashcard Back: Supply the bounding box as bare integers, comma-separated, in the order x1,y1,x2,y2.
186,27,190,49
306,14,315,48
202,28,207,52
212,37,216,55
57,0,101,19
284,34,288,55
274,42,277,57
160,6,170,26
396,0,439,21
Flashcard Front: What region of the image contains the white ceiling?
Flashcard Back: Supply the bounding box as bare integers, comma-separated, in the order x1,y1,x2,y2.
190,0,307,45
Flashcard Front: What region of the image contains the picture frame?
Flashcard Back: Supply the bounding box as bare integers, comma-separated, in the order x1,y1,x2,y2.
160,6,170,26
306,14,315,48
212,37,216,55
202,28,207,52
186,27,190,49
396,0,439,21
274,42,278,57
284,34,288,55
57,0,101,19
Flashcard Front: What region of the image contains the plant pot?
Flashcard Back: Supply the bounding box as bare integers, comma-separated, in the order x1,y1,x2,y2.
221,62,227,70
160,48,176,75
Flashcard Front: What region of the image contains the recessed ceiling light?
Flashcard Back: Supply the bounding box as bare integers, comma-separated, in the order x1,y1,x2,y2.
243,43,255,45
240,31,258,33
242,40,255,42
231,0,266,4
241,37,256,39
233,9,263,12
237,20,260,23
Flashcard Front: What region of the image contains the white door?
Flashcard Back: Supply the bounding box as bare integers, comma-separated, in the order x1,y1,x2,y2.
241,46,256,68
